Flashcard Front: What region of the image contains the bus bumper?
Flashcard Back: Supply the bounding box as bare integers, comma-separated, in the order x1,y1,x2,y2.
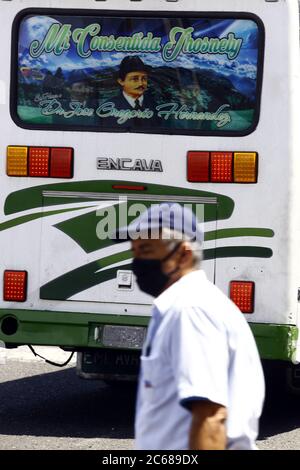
0,309,298,363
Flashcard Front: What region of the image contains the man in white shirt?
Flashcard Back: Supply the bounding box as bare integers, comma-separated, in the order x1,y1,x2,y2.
118,203,265,450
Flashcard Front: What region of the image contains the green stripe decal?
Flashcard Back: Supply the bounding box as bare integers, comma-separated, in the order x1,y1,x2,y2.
204,247,273,260
205,228,274,241
55,210,274,254
4,180,234,220
41,246,272,300
53,201,216,254
40,251,132,300
0,206,95,232
55,205,139,253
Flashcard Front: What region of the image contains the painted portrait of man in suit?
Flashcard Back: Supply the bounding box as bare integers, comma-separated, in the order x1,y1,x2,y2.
115,56,153,111
96,55,160,129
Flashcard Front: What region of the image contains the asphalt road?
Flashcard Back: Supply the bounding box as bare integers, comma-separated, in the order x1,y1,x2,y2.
0,347,299,450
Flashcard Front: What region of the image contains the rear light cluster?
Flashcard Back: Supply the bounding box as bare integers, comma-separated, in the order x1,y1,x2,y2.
7,146,74,178
187,151,258,183
230,281,255,313
3,270,27,302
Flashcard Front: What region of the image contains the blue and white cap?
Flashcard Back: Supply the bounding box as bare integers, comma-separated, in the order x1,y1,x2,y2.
115,202,204,243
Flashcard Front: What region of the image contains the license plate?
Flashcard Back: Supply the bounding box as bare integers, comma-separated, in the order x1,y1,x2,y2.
102,325,147,349
81,349,141,377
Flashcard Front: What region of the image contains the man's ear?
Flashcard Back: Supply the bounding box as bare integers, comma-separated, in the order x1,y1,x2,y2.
117,78,124,87
179,243,193,267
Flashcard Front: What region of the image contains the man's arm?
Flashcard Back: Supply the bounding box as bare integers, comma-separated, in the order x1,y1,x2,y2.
189,400,227,450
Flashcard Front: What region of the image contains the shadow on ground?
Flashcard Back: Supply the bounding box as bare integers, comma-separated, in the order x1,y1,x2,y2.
258,360,300,441
0,362,136,439
1,359,299,443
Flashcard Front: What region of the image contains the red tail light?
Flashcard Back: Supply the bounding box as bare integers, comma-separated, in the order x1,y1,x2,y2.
50,148,73,178
210,152,233,182
187,151,210,182
230,281,255,313
29,147,50,177
3,270,28,302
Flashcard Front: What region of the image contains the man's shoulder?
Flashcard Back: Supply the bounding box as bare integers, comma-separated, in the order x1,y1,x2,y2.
162,271,246,327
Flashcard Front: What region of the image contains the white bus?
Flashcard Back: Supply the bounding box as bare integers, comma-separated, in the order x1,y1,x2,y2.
0,0,300,385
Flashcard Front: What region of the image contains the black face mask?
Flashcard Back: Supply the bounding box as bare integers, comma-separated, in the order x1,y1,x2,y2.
132,244,181,297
